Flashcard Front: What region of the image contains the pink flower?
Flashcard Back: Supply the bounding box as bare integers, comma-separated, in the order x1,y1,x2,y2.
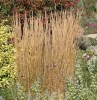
86,23,97,28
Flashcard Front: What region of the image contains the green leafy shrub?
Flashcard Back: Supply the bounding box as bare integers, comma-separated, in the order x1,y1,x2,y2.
0,20,16,100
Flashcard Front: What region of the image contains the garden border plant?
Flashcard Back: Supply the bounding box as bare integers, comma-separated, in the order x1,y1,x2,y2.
13,10,82,99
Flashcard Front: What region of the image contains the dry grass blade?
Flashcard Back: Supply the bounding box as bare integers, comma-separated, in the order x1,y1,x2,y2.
13,11,82,96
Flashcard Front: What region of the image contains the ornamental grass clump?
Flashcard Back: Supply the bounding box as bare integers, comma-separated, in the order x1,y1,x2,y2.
13,11,82,96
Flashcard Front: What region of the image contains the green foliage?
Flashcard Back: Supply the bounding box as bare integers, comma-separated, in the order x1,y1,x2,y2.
82,0,97,17
0,20,16,99
89,38,97,46
65,51,97,100
81,0,97,35
78,36,92,50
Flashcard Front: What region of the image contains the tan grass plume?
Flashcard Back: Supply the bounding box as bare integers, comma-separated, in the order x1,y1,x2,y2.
13,11,82,95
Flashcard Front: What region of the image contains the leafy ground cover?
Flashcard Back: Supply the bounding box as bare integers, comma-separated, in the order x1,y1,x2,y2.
65,50,97,100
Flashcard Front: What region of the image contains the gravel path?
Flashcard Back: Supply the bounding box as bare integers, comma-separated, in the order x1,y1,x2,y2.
85,34,97,39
